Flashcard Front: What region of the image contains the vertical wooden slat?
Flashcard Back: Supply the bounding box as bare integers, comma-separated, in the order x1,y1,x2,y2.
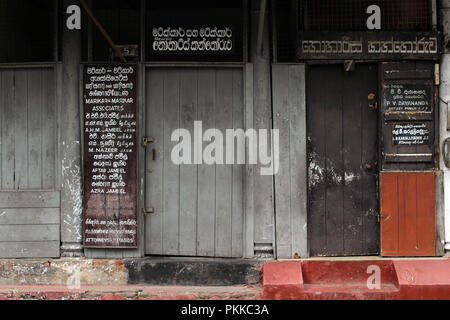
179,69,198,256
342,69,363,255
416,172,435,255
324,66,344,255
146,69,164,255
288,65,307,258
27,69,43,189
231,68,244,257
42,69,56,189
162,70,180,255
272,64,292,258
14,70,28,189
215,69,233,257
307,66,328,256
1,70,15,189
196,69,216,257
400,174,418,253
361,65,379,254
380,173,399,255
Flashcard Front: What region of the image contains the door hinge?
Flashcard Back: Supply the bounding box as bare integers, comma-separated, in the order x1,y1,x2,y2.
142,207,155,217
142,136,154,147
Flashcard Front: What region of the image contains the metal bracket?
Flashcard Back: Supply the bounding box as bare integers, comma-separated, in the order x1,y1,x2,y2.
142,136,154,147
142,207,155,217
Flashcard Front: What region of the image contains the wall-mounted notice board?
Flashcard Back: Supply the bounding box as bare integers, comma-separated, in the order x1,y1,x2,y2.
82,64,138,248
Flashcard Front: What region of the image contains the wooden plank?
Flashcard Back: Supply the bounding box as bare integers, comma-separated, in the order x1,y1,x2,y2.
1,70,15,189
342,65,364,255
288,65,307,258
162,69,180,255
0,208,59,225
145,68,165,255
231,68,244,257
416,172,436,255
196,68,217,257
400,173,418,253
178,68,198,256
0,224,59,242
0,241,60,258
307,66,328,256
14,69,29,189
272,64,293,258
361,65,380,255
41,68,56,189
27,69,43,189
323,65,344,255
214,69,233,257
380,172,399,256
243,63,254,258
0,191,60,208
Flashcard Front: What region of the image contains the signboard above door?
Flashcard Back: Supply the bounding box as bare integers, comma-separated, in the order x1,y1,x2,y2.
147,7,243,62
298,31,441,60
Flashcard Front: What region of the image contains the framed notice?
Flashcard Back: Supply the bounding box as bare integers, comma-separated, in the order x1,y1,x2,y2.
82,64,138,248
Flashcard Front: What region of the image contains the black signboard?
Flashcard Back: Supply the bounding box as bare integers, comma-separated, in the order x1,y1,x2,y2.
391,122,430,146
383,82,431,112
298,31,441,60
83,64,138,248
147,7,243,61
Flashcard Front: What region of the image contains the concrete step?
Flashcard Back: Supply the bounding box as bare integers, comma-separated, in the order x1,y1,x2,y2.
263,258,450,300
124,257,263,286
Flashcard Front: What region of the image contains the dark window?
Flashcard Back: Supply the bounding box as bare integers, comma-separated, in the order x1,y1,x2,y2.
299,0,432,31
90,0,140,61
0,0,55,63
274,0,298,62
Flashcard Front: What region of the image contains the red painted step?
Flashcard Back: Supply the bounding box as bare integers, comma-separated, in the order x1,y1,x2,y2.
263,258,450,300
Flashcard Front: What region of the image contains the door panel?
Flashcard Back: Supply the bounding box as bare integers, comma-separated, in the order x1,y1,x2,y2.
380,172,436,256
307,64,379,256
145,67,244,257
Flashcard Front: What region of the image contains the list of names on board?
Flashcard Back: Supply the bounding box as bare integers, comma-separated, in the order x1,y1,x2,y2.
83,64,138,248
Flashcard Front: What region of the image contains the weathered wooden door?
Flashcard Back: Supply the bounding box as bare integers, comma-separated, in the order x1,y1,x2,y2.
307,64,379,256
145,67,244,257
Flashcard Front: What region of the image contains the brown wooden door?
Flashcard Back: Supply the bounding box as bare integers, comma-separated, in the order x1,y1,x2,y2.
380,172,436,256
307,64,379,256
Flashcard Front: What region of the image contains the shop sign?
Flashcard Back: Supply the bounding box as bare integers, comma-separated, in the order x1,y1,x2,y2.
298,31,441,60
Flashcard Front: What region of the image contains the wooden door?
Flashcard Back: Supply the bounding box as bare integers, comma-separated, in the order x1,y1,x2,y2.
380,172,436,256
144,67,244,257
307,64,379,256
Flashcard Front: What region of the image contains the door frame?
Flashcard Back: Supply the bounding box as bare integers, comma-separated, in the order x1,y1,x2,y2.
305,61,381,257
140,62,256,258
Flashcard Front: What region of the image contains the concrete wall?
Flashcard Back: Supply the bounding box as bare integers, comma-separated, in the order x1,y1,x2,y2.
441,0,450,250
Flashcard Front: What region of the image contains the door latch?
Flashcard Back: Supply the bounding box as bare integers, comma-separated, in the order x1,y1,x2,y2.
369,102,378,111
142,207,155,217
142,136,154,147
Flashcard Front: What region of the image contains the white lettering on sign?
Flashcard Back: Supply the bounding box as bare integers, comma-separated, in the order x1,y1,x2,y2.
152,26,233,52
